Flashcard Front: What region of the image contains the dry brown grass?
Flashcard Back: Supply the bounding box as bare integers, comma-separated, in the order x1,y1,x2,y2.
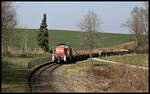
120,41,149,54
135,43,149,53
74,63,149,92
1,48,45,56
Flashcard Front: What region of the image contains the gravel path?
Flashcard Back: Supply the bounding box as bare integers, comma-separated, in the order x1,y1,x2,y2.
93,58,148,70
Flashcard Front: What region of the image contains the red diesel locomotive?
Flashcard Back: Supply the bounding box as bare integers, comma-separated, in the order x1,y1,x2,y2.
52,44,73,62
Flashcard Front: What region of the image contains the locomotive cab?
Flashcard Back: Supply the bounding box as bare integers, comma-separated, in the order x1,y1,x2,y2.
52,44,73,63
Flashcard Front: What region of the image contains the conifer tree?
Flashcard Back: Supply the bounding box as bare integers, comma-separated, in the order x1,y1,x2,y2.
37,13,49,52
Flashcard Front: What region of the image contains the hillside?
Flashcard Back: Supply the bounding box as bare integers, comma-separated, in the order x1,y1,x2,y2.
5,28,134,51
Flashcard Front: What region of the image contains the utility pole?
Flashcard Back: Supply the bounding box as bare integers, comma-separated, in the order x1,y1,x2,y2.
24,31,28,56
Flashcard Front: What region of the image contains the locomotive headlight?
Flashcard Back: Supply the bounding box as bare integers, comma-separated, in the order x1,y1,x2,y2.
56,49,63,52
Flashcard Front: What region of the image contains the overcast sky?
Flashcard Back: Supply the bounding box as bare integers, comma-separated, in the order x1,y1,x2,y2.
13,1,145,34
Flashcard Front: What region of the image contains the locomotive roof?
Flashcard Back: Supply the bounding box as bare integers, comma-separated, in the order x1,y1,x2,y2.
56,44,70,47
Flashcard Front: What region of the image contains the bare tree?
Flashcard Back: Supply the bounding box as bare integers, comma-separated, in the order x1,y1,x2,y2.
141,2,149,41
78,10,102,65
1,2,17,56
121,4,148,48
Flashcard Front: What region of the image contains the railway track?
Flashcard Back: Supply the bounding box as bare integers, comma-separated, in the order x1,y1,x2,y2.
28,62,61,92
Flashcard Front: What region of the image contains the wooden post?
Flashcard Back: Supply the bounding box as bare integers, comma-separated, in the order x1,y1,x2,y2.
25,31,28,50
23,31,28,56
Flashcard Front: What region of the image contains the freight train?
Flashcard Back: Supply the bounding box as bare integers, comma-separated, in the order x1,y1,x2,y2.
52,44,133,63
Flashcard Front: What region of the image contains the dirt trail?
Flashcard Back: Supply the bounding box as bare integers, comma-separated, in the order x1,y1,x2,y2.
92,58,148,70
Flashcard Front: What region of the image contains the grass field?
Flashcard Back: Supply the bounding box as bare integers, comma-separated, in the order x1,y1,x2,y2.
100,54,148,67
1,55,49,93
4,28,134,51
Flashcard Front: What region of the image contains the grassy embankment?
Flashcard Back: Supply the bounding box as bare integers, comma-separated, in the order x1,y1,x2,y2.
65,56,148,92
1,54,50,93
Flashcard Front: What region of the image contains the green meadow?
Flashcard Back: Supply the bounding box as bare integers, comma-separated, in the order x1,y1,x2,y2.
5,28,134,51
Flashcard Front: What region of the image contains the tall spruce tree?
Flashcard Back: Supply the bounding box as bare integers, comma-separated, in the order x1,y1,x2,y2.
37,13,49,52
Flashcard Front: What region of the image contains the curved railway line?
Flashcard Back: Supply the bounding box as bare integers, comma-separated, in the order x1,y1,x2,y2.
28,62,62,92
